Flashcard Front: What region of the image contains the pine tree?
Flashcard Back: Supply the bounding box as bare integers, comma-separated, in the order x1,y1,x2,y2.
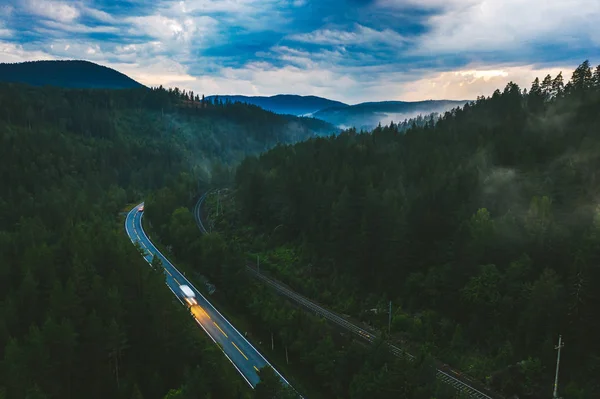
541,74,553,100
570,60,593,93
528,77,544,112
552,72,564,97
593,64,600,89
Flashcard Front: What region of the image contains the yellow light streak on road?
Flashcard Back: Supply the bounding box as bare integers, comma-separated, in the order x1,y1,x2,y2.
190,305,211,320
254,366,259,372
232,342,249,360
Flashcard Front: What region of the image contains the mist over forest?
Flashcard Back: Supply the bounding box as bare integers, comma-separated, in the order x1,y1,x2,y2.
1,52,599,399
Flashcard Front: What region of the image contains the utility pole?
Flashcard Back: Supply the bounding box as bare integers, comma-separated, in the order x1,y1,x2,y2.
553,334,564,399
285,345,289,365
388,300,392,335
216,190,220,216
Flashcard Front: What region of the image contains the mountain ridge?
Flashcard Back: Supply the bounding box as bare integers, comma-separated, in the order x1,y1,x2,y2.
205,94,348,116
1,59,469,131
0,60,145,89
207,95,470,130
313,99,470,129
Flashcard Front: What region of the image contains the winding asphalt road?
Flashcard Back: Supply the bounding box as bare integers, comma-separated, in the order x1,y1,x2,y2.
125,202,293,390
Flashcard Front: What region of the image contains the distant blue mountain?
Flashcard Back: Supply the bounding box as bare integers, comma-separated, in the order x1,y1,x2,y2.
206,94,348,116
0,60,145,89
207,94,470,130
313,100,470,130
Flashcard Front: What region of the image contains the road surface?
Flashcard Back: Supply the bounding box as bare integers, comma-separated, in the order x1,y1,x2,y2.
125,202,293,390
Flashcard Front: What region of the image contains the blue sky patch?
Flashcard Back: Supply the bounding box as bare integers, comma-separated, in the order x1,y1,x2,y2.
0,0,598,103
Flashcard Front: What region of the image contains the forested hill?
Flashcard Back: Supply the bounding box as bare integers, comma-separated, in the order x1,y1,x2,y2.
0,60,145,89
230,60,600,398
0,83,337,173
312,99,469,130
205,95,465,131
0,83,334,399
205,94,348,116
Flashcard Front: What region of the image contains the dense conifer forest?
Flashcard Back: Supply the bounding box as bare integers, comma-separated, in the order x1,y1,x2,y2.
3,58,600,399
145,167,460,399
0,83,335,398
194,60,600,399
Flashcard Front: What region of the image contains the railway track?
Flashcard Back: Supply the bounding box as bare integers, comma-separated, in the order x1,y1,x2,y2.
196,192,500,399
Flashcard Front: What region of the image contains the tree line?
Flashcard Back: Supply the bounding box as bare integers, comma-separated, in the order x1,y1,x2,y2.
218,60,600,398
0,80,332,398
144,176,465,399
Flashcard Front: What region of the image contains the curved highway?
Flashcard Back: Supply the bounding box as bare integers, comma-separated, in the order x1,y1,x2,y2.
125,202,293,390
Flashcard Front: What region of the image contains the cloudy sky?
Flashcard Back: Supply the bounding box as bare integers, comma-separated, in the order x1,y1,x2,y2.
0,0,598,103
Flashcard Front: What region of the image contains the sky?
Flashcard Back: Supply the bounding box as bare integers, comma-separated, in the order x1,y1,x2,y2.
0,0,598,104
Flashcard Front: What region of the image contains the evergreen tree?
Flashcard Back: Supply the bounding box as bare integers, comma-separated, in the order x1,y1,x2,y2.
570,60,593,93
541,74,553,100
593,65,600,89
552,71,565,98
197,59,600,399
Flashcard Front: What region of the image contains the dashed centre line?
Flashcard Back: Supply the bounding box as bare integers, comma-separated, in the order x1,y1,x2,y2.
232,342,249,360
214,321,228,338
